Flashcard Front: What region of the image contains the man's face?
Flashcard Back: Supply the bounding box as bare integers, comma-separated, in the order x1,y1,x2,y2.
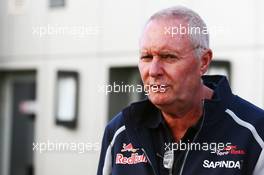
138,18,203,108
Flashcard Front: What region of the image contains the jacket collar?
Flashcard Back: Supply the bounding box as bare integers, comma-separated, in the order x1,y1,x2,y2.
202,75,234,125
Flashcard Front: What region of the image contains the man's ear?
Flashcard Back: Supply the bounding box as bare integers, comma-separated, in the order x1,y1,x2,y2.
200,49,213,75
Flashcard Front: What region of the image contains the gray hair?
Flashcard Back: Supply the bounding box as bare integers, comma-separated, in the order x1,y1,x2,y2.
147,6,209,59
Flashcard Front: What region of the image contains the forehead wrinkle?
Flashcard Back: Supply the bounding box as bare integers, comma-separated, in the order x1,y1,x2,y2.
140,44,181,55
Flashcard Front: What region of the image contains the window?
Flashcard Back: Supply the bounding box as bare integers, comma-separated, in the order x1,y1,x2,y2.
55,71,79,128
49,0,65,8
108,67,145,121
207,60,232,83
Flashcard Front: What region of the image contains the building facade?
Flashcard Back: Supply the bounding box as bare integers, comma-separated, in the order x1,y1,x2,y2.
0,0,264,174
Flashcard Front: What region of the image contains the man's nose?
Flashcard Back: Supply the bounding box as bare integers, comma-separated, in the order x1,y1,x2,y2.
149,57,163,77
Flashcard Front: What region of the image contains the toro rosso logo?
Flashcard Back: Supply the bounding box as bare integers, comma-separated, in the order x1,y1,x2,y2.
116,143,148,165
216,145,246,156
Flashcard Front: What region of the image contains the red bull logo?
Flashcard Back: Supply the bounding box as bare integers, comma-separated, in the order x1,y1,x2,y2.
116,143,148,165
116,153,148,164
121,143,139,153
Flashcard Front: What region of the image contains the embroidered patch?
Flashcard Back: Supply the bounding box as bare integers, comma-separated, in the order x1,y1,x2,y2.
115,143,148,165
216,145,246,156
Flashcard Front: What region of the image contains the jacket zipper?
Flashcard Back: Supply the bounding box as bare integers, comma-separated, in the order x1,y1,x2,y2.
178,104,206,175
142,148,158,175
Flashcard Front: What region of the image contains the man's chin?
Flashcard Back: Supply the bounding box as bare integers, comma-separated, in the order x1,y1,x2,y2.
148,95,171,107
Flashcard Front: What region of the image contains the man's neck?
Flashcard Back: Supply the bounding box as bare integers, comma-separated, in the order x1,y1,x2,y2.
161,85,214,141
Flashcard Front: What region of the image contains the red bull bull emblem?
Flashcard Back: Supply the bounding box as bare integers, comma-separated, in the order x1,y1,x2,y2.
121,143,139,153
116,143,148,165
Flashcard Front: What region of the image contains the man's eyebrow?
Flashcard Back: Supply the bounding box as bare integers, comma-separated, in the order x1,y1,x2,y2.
158,50,176,54
158,50,180,55
139,49,180,55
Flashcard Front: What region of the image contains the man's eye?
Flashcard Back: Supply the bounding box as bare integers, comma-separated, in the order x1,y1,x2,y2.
140,55,153,61
160,54,177,59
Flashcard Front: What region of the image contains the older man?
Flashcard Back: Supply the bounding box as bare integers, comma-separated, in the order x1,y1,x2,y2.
97,6,264,175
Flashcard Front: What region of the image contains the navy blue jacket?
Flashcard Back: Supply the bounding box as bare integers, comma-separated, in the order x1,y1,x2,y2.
97,75,264,175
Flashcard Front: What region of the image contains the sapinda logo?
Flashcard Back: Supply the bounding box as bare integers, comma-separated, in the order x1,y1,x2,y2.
203,160,241,169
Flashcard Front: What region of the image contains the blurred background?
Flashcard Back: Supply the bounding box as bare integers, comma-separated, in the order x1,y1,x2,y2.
0,0,264,174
